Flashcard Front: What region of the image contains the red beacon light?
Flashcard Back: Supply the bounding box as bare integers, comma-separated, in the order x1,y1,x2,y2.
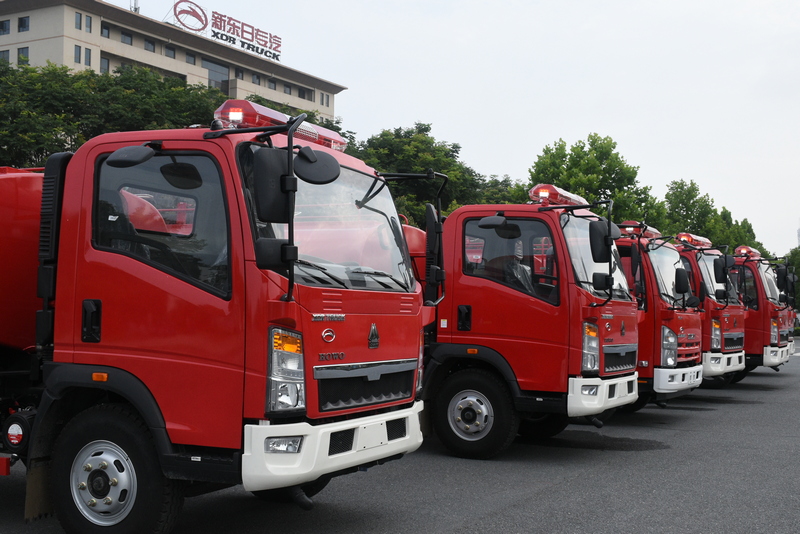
529,184,588,207
735,245,762,258
213,99,347,152
676,232,713,248
620,220,662,239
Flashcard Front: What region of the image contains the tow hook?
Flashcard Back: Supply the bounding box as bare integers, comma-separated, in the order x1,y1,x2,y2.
772,366,781,372
585,416,603,428
288,485,314,511
655,401,667,408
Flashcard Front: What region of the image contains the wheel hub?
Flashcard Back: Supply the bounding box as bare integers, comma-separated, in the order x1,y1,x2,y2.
446,389,494,441
70,440,137,526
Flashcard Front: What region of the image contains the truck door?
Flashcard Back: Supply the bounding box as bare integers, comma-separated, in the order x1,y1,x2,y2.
447,215,570,393
67,144,246,449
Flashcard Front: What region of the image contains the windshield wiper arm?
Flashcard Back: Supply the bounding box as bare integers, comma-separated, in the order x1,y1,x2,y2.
295,260,348,289
349,268,409,291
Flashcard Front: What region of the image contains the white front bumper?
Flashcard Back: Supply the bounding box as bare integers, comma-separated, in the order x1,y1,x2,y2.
653,364,703,393
702,350,745,377
763,345,791,366
567,373,639,417
241,401,424,491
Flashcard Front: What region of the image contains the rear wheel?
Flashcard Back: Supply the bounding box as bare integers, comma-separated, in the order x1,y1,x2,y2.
730,365,756,384
432,368,519,459
52,404,184,534
618,392,650,413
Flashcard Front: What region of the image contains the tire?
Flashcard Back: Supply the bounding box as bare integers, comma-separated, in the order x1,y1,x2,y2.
701,374,734,389
730,366,755,384
251,477,331,502
52,404,184,534
518,414,570,439
432,368,519,459
618,392,650,413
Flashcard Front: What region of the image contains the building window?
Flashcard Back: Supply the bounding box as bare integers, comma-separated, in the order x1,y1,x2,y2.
201,58,229,91
100,57,109,74
268,79,276,90
298,88,306,99
144,39,155,52
18,16,30,32
101,24,109,38
325,94,330,107
85,15,92,33
121,32,132,45
0,20,9,36
252,73,260,85
284,84,291,95
185,52,195,65
235,68,244,80
0,50,9,63
165,46,175,59
17,47,29,65
85,48,91,66
320,92,324,105
75,13,82,30
74,45,81,63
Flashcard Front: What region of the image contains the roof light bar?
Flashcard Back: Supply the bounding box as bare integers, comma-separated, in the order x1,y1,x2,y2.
735,245,762,258
676,232,713,248
529,183,589,207
619,220,662,239
213,99,347,151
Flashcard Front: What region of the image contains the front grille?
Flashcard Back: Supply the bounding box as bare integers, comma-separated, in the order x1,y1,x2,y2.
603,344,637,373
386,418,407,441
315,359,417,412
723,332,744,351
329,428,355,456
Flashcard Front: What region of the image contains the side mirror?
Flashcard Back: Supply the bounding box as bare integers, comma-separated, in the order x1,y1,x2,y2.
592,272,613,291
776,264,788,291
715,289,728,301
294,146,340,185
252,147,291,223
675,267,690,295
685,295,701,308
254,237,294,271
713,256,727,284
589,219,611,263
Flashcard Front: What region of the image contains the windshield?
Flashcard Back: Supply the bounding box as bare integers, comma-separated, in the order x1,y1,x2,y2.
648,242,690,305
562,214,631,300
759,262,781,304
242,145,414,292
697,252,739,304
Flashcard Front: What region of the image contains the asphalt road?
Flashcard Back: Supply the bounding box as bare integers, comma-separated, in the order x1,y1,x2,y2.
3,356,800,534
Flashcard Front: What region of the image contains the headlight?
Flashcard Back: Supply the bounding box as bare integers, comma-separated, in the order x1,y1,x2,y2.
582,322,600,374
268,327,305,413
661,326,678,367
770,319,779,345
711,318,721,351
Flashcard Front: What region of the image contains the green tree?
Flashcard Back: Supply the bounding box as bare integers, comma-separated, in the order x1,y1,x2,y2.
351,123,484,227
527,133,665,227
662,179,717,237
0,63,226,167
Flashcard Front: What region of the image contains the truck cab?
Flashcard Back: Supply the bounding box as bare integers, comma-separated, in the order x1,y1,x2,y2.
674,233,746,386
616,222,703,411
730,246,792,379
405,184,639,459
1,100,428,532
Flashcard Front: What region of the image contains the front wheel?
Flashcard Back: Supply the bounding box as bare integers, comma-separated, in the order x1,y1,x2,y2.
432,368,519,459
52,404,184,534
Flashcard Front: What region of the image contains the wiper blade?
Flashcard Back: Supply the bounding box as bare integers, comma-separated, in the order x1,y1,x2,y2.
349,268,409,291
295,260,348,289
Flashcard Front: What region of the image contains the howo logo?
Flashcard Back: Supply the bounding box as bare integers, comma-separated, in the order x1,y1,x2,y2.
173,1,208,31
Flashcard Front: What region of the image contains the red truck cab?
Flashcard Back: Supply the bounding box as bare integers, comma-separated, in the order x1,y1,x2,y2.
674,233,746,385
616,222,703,410
405,184,639,459
730,246,792,378
1,100,428,532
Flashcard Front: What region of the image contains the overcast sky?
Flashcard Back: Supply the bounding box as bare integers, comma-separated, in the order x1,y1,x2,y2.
113,0,800,255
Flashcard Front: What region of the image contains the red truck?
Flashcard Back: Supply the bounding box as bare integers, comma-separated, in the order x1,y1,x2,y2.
0,99,429,533
730,246,792,380
404,184,639,459
674,233,746,386
615,222,703,411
